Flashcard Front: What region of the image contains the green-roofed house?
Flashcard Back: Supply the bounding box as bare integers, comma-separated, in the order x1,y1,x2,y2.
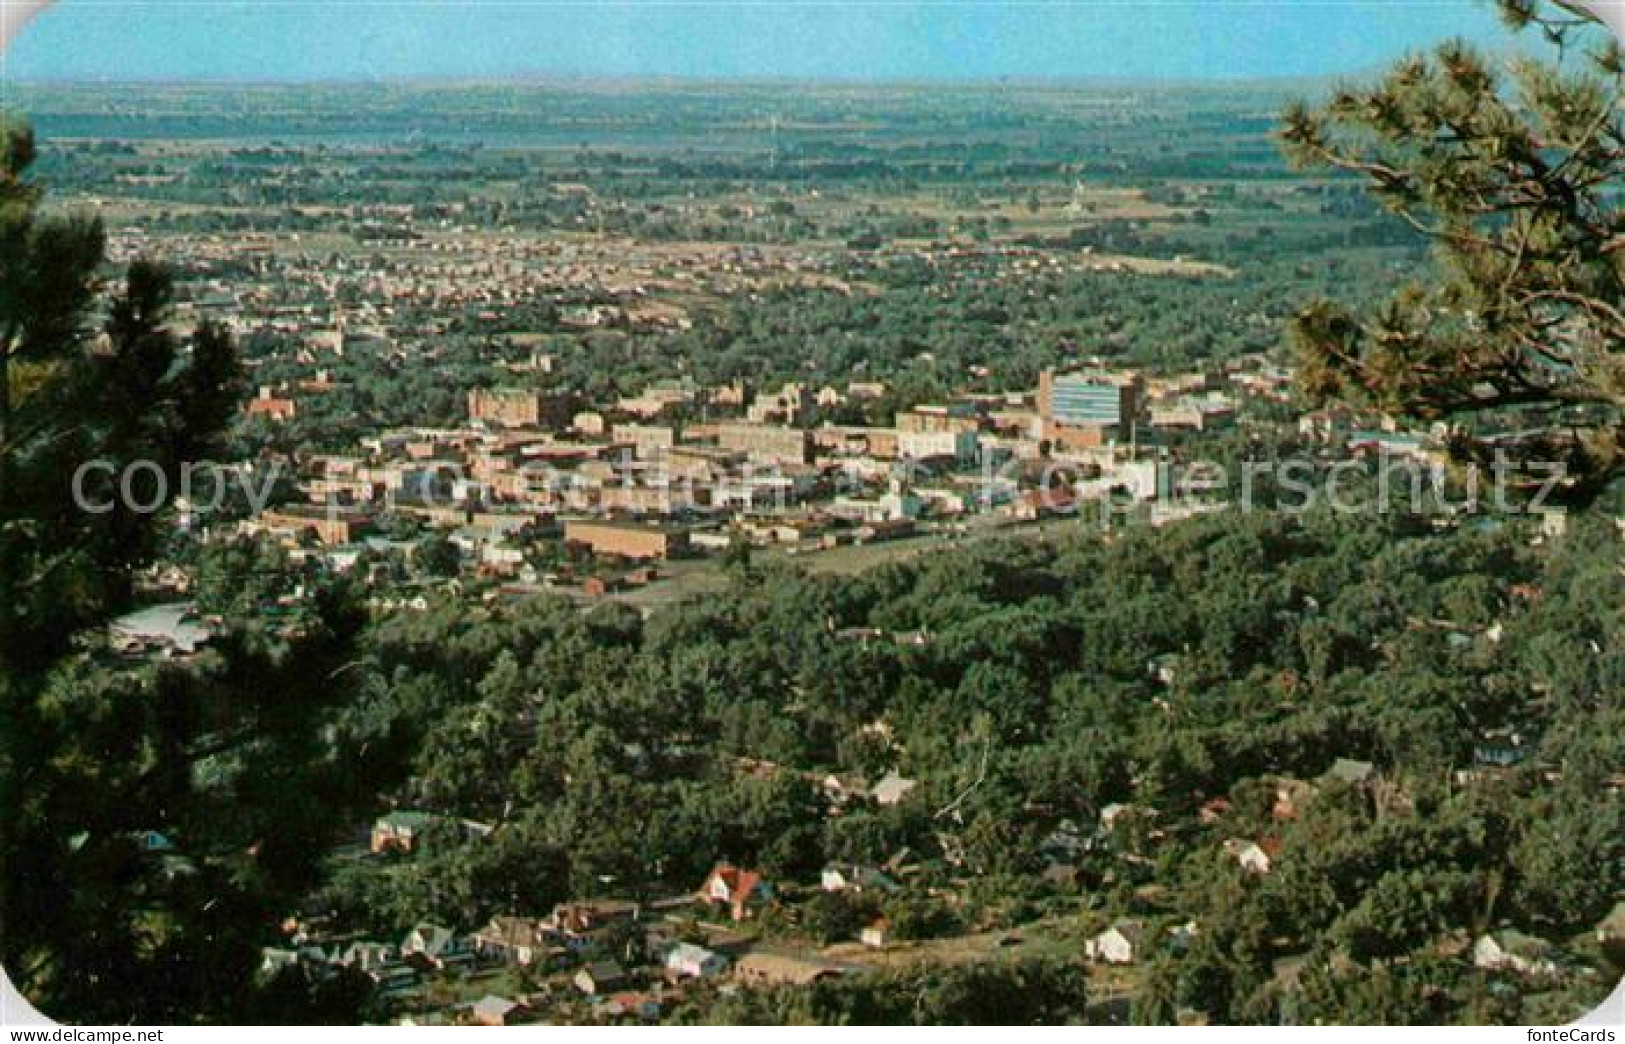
371,810,440,854
1325,758,1376,786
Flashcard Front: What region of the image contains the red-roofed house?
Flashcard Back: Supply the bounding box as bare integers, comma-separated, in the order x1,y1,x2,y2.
246,387,298,422
698,863,771,921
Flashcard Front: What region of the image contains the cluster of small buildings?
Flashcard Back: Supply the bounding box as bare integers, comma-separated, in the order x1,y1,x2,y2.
265,831,875,1025
107,217,857,340
105,203,1456,604
1068,756,1623,1000
228,353,1334,597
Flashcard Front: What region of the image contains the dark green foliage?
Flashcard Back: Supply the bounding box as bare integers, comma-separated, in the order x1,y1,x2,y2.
1283,0,1625,498
0,115,368,1024
669,956,1091,1025
318,503,1621,1025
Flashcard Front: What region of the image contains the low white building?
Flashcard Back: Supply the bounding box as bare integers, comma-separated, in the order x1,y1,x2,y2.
820,864,899,894
870,770,918,806
1473,930,1558,976
663,942,728,980
897,428,979,466
1085,919,1147,964
832,485,923,524
1224,838,1276,875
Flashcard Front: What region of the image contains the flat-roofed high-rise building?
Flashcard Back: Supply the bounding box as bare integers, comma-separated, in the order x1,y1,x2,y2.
1038,369,1142,449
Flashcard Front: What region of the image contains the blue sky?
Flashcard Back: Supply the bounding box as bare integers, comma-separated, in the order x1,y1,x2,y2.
5,1,1515,83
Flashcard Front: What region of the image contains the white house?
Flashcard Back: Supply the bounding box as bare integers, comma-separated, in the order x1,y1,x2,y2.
401,923,474,969
870,770,918,806
1473,930,1558,976
471,995,522,1027
663,942,728,980
574,960,628,996
338,940,398,974
1224,838,1276,875
860,918,891,950
821,863,899,894
1085,919,1147,965
1098,803,1137,832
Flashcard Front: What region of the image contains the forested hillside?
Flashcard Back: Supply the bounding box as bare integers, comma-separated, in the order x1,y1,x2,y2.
297,504,1621,1023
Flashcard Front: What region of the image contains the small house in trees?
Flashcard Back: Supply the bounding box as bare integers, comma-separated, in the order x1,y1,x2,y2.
470,995,525,1027
699,863,771,921
870,770,918,806
1474,729,1530,769
1271,779,1315,822
1225,838,1279,875
860,918,891,950
548,900,641,950
820,863,899,894
371,810,439,854
336,941,414,993
1085,918,1147,964
821,773,869,807
574,960,629,996
1325,758,1376,786
471,916,554,966
1098,803,1140,832
401,923,474,970
338,940,398,976
1473,930,1559,976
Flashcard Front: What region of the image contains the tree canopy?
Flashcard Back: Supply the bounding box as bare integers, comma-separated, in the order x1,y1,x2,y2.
0,115,372,1023
1283,0,1625,499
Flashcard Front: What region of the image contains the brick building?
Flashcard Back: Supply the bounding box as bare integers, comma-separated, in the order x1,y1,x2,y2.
564,520,690,561
714,422,815,466
468,387,577,430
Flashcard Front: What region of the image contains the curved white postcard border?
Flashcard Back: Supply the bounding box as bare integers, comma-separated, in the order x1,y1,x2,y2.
0,0,50,53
